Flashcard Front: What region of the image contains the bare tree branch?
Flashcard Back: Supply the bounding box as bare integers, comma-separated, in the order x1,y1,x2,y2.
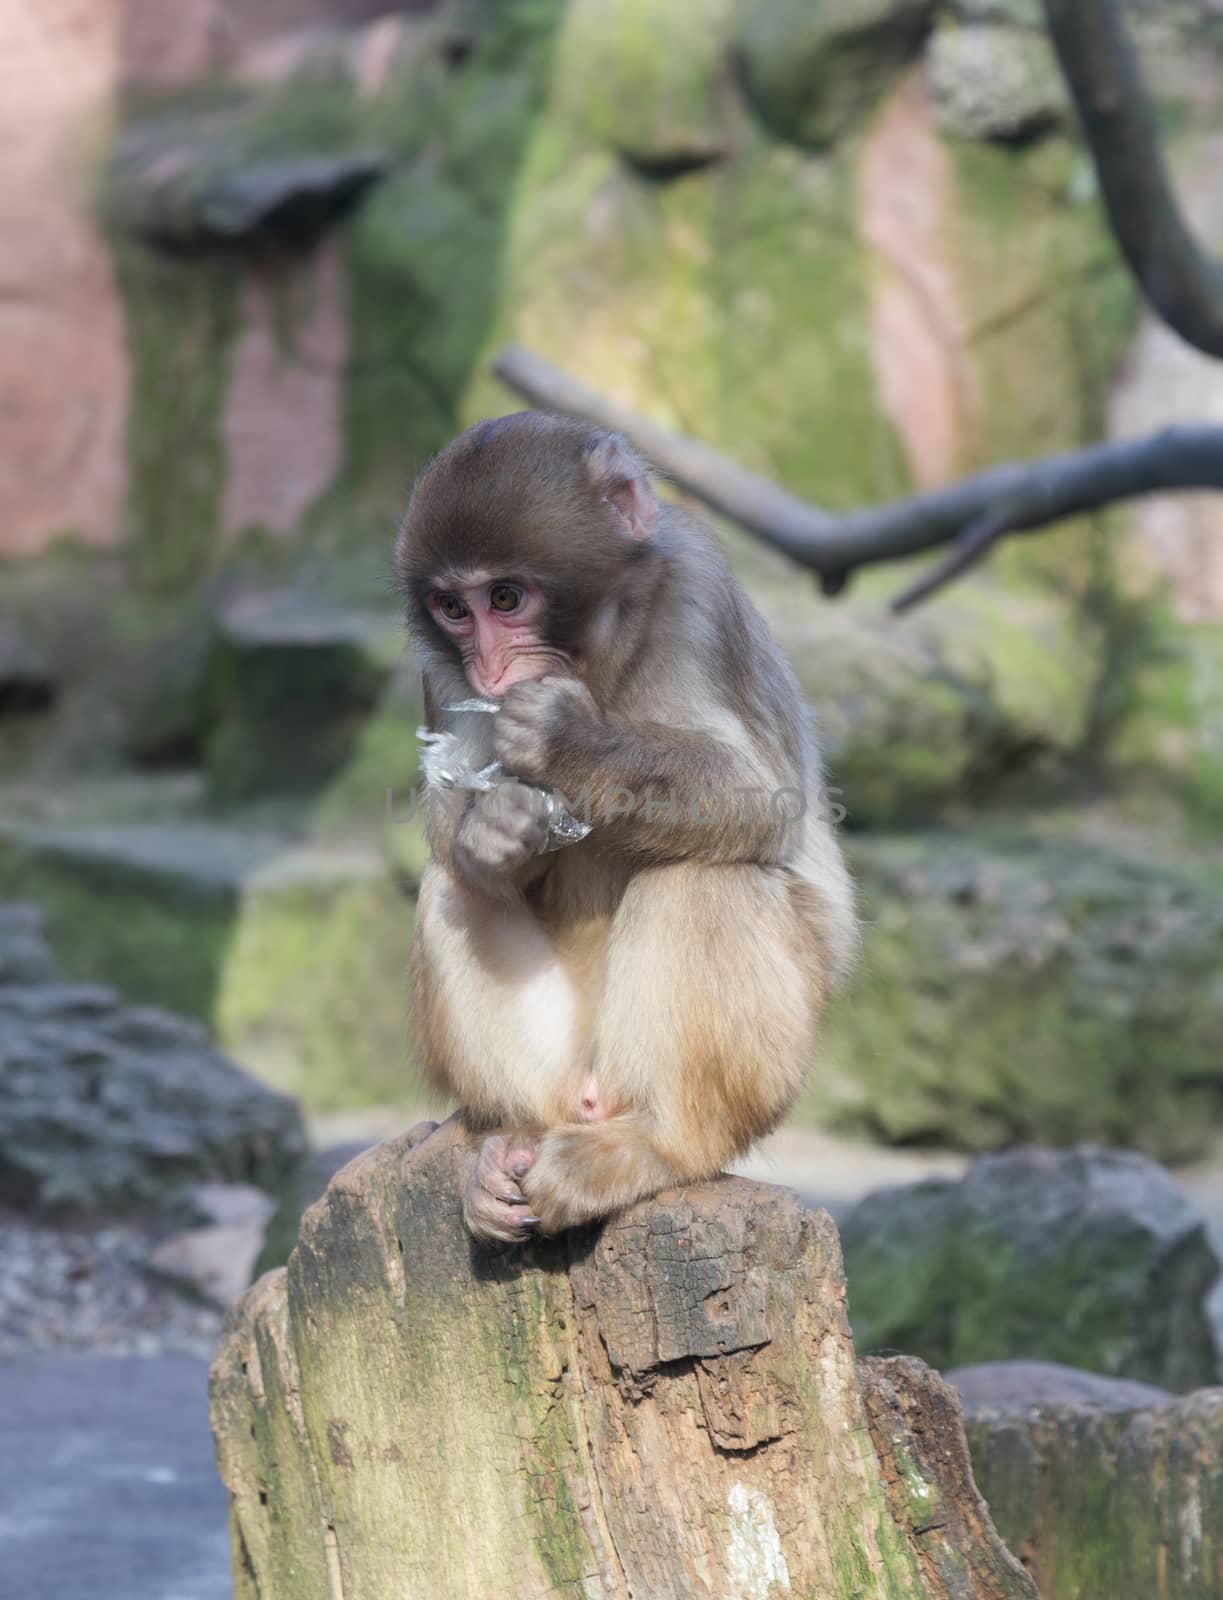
890,499,1025,613
1044,0,1223,358
493,344,1223,608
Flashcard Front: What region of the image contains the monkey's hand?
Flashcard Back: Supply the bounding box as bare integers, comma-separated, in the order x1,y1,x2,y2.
463,1133,540,1245
495,676,602,789
453,780,551,890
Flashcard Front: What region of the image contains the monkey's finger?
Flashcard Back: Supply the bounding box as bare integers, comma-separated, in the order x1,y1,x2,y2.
465,1193,541,1243
479,1177,526,1205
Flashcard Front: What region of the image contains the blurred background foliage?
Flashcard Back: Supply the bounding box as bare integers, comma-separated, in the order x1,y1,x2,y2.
4,0,1223,1156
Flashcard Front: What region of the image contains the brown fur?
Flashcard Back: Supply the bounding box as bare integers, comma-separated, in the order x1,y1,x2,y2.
399,412,857,1238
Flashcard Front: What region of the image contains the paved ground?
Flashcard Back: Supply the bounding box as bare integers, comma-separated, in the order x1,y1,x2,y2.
0,1352,230,1600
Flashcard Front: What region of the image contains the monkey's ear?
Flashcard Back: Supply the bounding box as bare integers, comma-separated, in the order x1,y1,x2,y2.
585,435,658,542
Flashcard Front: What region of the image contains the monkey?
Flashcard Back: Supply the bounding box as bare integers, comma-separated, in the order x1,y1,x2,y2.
397,411,856,1244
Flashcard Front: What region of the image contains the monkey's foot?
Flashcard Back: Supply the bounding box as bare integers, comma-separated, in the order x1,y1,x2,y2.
463,1132,540,1245
521,1120,678,1234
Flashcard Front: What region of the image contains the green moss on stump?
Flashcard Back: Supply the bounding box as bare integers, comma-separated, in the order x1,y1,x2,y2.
961,1375,1223,1600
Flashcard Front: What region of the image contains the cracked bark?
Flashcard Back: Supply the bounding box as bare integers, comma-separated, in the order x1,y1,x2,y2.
210,1118,1034,1599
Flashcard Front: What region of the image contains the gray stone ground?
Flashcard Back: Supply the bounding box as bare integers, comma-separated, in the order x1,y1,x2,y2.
5,1125,1223,1600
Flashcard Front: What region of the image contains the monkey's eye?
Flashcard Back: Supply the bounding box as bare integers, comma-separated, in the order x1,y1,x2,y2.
436,594,469,622
489,583,524,614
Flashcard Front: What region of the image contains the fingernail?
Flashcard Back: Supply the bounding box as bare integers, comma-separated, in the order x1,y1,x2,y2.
520,1215,541,1227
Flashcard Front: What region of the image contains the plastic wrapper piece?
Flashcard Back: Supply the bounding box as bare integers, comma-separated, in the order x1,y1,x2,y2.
416,700,592,853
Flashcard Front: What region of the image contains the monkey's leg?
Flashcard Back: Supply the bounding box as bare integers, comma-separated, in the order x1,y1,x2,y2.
412,864,581,1129
521,862,822,1232
415,865,589,1243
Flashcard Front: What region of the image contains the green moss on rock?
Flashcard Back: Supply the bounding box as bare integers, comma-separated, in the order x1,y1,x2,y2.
480,118,903,509
810,829,1223,1159
200,593,398,806
841,1146,1220,1390
552,0,735,171
735,0,934,148
114,236,240,595
0,821,421,1112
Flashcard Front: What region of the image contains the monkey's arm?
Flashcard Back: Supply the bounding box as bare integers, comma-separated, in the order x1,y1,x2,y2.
424,783,552,900
496,679,798,866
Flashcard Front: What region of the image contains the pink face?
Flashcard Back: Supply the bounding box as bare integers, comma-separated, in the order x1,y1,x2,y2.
425,570,563,697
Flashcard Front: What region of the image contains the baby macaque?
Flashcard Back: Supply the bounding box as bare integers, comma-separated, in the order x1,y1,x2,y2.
398,412,856,1242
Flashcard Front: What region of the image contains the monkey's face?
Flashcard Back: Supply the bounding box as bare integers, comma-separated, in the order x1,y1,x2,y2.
421,568,571,697
398,412,660,696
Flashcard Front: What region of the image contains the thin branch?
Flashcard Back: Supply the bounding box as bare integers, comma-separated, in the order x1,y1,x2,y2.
492,344,1223,605
1043,0,1223,358
891,499,1024,612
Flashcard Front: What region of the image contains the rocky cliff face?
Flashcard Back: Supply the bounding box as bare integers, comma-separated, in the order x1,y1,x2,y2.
11,0,1218,580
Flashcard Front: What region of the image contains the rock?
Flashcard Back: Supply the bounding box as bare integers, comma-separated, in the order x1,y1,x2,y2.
0,903,58,986
235,14,427,96
221,239,349,538
930,25,1067,143
0,622,56,715
110,120,387,250
817,832,1223,1160
202,591,398,804
211,1120,1035,1597
147,1180,278,1307
0,819,418,1111
735,0,935,148
0,0,130,557
951,1358,1176,1414
0,901,306,1214
780,595,1086,829
554,0,735,172
0,1210,224,1358
951,1359,1223,1600
943,0,1043,24
840,1146,1221,1392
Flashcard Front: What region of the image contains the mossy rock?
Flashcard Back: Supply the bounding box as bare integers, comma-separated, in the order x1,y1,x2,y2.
841,1146,1220,1391
811,830,1223,1159
734,0,934,148
1113,619,1223,827
930,24,1068,144
112,237,241,597
774,591,1087,827
201,592,399,806
552,0,736,172
472,122,906,511
942,0,1042,24
0,820,422,1113
0,902,306,1215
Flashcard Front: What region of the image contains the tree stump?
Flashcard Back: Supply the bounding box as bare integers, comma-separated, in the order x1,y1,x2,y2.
210,1118,1036,1599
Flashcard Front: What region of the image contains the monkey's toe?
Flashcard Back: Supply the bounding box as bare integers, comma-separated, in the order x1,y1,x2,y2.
463,1186,540,1245
520,1160,588,1236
